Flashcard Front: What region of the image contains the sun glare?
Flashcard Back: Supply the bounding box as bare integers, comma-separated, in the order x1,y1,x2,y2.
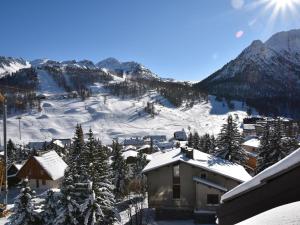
265,0,300,20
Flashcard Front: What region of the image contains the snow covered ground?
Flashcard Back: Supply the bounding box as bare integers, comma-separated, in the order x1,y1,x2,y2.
237,201,300,225
0,70,254,145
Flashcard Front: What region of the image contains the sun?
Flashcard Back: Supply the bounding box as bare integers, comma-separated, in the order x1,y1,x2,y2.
264,0,300,19
269,0,298,11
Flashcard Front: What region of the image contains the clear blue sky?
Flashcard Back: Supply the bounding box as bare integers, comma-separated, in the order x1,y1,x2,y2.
1,0,300,81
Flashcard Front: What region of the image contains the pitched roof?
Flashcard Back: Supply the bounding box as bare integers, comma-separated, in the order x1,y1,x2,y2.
193,176,228,192
221,148,300,202
143,148,252,182
34,151,67,180
242,138,260,148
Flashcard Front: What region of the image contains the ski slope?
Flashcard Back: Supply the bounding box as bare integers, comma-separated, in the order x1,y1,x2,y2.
0,70,254,145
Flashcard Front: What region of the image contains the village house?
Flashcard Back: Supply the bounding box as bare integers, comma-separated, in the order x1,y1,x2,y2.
217,148,300,225
7,163,23,186
242,124,256,138
174,129,188,141
123,137,145,147
143,135,167,144
17,150,67,190
242,138,260,171
142,147,251,223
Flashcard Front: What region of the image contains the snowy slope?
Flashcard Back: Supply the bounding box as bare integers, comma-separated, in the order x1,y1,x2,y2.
0,69,253,145
0,56,31,78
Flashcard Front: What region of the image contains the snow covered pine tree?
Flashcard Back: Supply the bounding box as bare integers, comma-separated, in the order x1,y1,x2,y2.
9,179,40,225
216,115,247,165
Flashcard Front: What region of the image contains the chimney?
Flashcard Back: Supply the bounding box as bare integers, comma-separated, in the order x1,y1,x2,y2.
181,146,193,160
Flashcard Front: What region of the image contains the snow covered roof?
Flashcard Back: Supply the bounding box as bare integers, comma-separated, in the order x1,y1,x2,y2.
123,145,137,151
221,148,300,202
143,148,252,182
34,151,67,180
242,138,260,148
137,144,150,151
122,150,138,160
52,140,65,148
236,201,300,225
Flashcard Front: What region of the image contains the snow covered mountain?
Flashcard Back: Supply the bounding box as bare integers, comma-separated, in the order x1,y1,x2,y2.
96,57,159,79
30,57,158,80
196,29,300,98
0,56,31,78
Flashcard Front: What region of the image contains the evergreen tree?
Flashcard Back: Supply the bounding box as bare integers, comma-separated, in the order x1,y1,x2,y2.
133,151,148,179
69,124,85,183
7,139,17,164
84,131,117,224
42,190,57,225
187,132,193,147
193,131,200,149
256,124,272,173
54,194,80,225
80,183,104,225
111,141,129,201
10,179,40,225
216,115,247,164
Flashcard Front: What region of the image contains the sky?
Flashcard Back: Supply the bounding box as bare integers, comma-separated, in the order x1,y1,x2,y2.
0,0,300,81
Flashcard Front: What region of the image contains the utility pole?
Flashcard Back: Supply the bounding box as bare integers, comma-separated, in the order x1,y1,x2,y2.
0,93,7,205
17,116,22,140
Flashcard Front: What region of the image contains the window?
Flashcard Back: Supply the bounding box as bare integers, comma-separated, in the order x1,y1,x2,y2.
42,179,46,185
201,173,206,179
36,179,40,188
207,194,219,205
173,164,180,199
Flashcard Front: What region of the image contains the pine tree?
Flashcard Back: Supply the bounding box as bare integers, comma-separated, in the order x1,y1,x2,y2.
69,124,85,183
42,190,57,225
216,115,247,165
133,151,148,179
10,179,40,225
80,183,104,225
82,131,118,224
7,139,17,164
54,194,80,225
256,124,272,173
187,132,193,147
111,141,129,201
193,131,200,149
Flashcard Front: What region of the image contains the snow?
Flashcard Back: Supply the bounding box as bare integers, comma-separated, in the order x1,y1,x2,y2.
242,138,260,148
143,148,252,182
0,68,253,146
221,148,300,202
0,57,31,78
34,150,67,180
237,201,300,225
122,150,138,160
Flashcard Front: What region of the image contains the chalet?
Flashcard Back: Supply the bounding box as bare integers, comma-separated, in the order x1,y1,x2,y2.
242,124,256,138
144,135,167,144
143,147,251,223
137,144,153,154
17,150,67,190
7,163,23,186
217,148,300,225
156,141,174,150
242,138,260,171
123,137,145,147
174,129,188,141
